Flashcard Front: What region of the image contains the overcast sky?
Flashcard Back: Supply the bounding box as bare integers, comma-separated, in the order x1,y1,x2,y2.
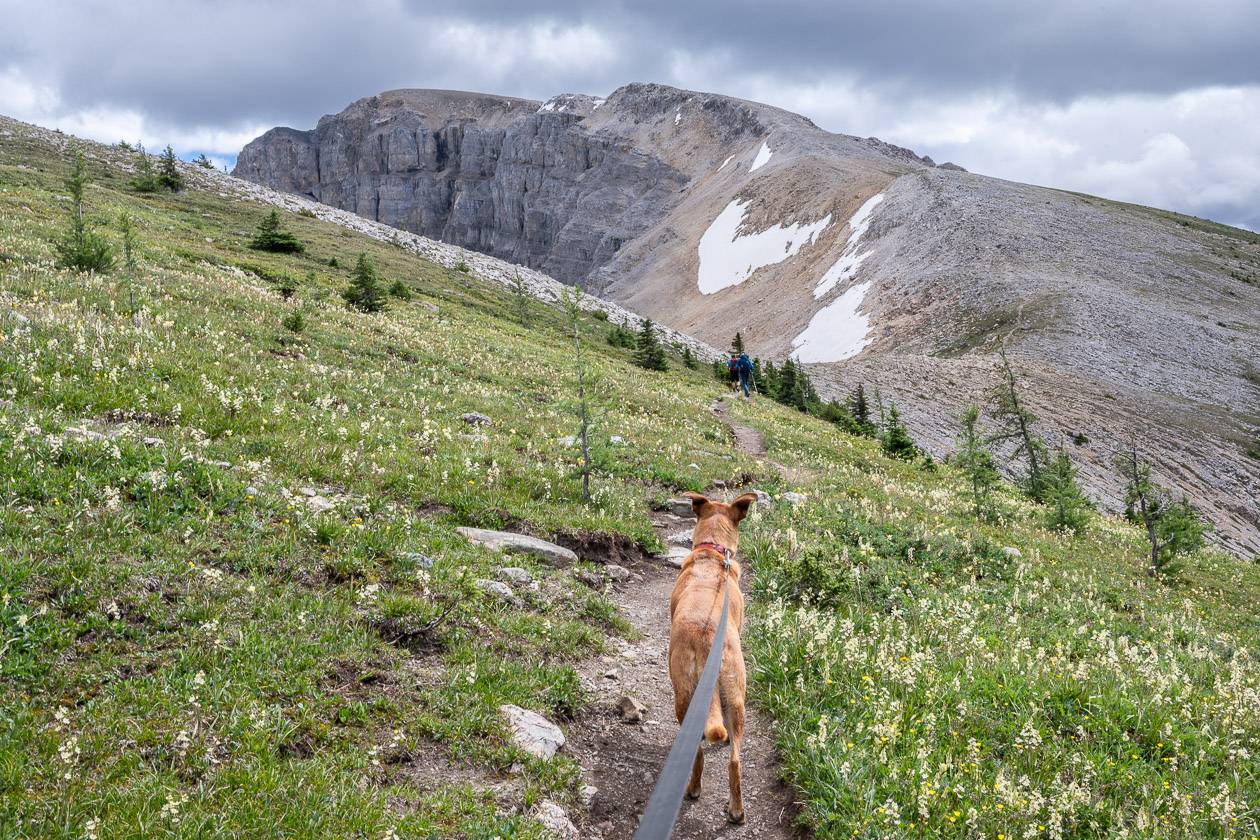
3,0,1258,230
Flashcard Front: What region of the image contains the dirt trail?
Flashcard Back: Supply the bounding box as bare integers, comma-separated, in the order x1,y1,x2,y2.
570,400,801,839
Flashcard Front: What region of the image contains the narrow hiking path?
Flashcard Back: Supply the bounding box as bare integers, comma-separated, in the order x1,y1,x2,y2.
569,398,802,839
710,398,815,486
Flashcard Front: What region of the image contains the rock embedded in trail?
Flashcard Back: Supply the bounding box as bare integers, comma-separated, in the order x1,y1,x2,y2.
500,704,566,759
617,695,647,724
456,526,578,566
531,800,578,839
666,498,696,517
604,564,632,583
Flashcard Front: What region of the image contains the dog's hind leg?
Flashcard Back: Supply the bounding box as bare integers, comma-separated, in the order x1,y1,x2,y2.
725,698,746,824
686,746,704,800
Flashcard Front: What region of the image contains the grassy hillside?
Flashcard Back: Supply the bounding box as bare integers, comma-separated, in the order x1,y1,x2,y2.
2,124,1258,839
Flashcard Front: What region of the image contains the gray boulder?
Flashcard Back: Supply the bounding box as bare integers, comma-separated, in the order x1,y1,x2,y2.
476,579,522,607
461,411,493,427
531,800,578,839
497,566,534,586
457,526,578,566
500,704,565,759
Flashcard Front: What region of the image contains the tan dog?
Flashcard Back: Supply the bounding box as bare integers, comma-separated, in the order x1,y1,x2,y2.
669,490,757,824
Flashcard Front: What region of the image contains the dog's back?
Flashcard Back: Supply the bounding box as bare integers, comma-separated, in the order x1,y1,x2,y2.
666,491,757,824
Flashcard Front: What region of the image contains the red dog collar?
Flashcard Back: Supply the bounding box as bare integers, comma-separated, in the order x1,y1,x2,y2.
693,541,733,566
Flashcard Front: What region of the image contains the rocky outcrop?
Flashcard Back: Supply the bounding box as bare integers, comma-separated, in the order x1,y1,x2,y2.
235,88,689,285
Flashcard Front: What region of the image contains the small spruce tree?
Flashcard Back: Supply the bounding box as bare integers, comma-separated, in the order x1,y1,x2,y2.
731,331,745,354
129,145,161,192
157,145,183,191
1118,445,1207,578
956,405,999,519
989,351,1047,501
881,403,918,460
634,319,668,371
510,273,530,324
249,209,305,254
682,346,697,369
119,213,139,315
54,150,116,273
1042,448,1091,533
342,253,387,313
388,279,413,300
848,383,876,435
193,153,215,169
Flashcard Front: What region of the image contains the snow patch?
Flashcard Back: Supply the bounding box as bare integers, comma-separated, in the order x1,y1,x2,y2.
792,280,874,362
718,154,734,171
697,199,832,295
538,100,557,113
749,141,772,172
674,108,682,125
591,98,606,110
813,192,885,299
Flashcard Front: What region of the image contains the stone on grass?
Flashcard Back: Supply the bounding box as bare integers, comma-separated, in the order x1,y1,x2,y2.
457,526,578,566
618,695,647,723
401,551,435,569
476,578,522,607
781,491,807,506
306,495,336,514
751,489,773,507
1002,546,1023,559
461,411,493,427
497,566,534,586
531,800,578,839
500,704,565,759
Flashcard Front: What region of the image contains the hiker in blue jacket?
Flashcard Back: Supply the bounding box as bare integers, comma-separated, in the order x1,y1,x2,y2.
736,352,753,398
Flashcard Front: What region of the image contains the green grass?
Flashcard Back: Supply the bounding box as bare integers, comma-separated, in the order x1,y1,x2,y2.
2,121,1259,838
728,396,1260,839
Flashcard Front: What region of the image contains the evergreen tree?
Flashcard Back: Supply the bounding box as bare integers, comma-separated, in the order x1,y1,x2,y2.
761,360,778,398
634,318,668,371
1118,445,1207,578
848,383,876,435
129,145,160,192
53,150,115,273
989,351,1047,500
249,210,305,254
563,287,593,503
880,403,918,460
341,253,387,313
509,273,530,324
388,279,412,300
606,324,636,349
731,331,745,354
1043,448,1091,533
119,213,139,315
775,358,799,406
193,153,215,169
157,145,183,191
956,405,999,519
682,346,698,369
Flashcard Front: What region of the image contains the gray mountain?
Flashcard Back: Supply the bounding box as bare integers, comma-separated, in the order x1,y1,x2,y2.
235,83,1260,556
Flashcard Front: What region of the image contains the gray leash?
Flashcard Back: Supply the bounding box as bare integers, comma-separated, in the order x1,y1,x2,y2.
634,551,732,840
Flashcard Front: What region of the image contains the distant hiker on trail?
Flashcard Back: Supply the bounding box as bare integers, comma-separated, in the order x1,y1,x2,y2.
728,355,740,391
736,352,753,398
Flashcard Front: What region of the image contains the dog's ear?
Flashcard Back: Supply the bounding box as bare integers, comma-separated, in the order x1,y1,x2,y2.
727,492,758,524
682,491,710,517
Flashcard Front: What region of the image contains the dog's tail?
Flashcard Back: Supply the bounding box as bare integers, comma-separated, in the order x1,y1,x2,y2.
703,687,726,743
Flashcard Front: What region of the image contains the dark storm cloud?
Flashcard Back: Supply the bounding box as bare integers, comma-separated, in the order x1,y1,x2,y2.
9,0,1259,130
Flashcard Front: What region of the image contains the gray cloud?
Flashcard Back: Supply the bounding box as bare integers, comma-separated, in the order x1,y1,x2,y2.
1,0,1258,229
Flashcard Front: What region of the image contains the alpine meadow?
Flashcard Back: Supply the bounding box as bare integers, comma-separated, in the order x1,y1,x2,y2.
2,97,1259,840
